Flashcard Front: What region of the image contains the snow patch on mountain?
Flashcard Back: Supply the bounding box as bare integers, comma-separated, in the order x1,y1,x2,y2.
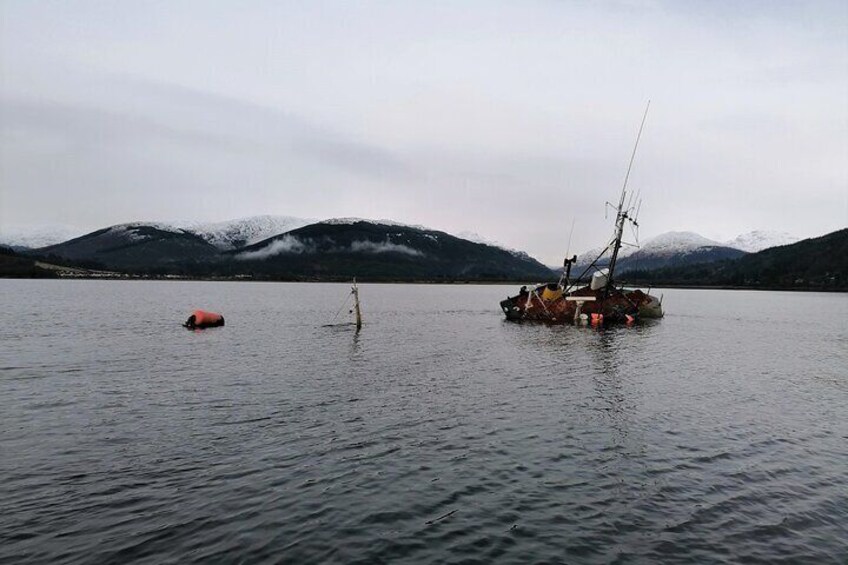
320,217,431,231
0,225,86,249
455,230,501,247
118,221,184,232
180,215,312,249
105,222,187,243
724,230,800,253
455,230,518,251
575,239,637,265
639,231,724,255
453,230,531,259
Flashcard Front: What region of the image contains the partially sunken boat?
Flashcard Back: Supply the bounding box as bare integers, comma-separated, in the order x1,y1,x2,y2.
500,105,664,325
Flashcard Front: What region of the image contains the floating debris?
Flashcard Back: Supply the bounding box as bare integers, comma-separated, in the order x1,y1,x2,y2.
184,310,225,329
426,509,458,525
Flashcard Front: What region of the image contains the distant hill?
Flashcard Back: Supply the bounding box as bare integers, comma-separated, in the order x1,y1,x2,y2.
37,223,220,273
624,228,848,290
619,243,746,274
0,246,58,278
226,219,554,281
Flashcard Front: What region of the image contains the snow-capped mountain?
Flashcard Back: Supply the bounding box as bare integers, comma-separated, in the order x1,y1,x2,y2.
3,216,313,252
576,230,801,264
30,217,553,280
5,214,528,262
0,225,86,250
37,223,219,270
320,217,429,230
231,219,553,280
179,215,312,250
319,219,528,258
639,231,724,254
622,232,745,272
574,231,746,274
106,222,186,239
724,230,800,253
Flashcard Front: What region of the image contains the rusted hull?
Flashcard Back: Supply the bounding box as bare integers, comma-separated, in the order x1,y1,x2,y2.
500,286,662,324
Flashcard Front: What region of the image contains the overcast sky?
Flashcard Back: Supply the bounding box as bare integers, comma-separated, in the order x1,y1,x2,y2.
1,0,846,263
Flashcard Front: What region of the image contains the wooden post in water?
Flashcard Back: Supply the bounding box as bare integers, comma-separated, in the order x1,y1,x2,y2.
352,278,362,330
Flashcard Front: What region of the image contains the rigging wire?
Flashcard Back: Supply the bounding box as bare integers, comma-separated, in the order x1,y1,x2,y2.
619,100,651,205
330,291,353,323
565,218,576,259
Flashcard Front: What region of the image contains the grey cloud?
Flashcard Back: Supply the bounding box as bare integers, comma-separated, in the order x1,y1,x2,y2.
1,77,413,181
113,79,414,181
1,97,246,152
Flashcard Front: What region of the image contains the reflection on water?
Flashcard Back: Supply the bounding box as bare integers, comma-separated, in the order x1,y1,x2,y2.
1,281,846,564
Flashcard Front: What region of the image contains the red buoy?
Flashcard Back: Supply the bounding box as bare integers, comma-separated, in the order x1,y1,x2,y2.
184,310,225,329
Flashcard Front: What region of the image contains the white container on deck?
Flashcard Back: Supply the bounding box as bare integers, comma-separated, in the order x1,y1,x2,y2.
590,268,609,291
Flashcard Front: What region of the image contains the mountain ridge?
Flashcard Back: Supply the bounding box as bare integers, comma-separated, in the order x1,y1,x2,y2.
223,220,553,281
31,218,554,281
4,217,805,259
623,229,848,290
572,231,747,275
8,219,845,289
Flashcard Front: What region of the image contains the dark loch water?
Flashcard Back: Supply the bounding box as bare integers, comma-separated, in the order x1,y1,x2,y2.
2,280,846,564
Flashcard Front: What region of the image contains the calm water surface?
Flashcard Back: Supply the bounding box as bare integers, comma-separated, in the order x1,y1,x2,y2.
1,280,846,564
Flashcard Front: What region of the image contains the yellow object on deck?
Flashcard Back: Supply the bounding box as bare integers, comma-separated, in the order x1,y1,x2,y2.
541,286,563,302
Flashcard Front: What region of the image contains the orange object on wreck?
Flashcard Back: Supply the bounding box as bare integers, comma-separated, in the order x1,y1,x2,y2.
184,310,225,329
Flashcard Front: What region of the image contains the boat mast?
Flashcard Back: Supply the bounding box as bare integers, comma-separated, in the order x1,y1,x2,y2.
558,218,576,289
606,101,650,294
